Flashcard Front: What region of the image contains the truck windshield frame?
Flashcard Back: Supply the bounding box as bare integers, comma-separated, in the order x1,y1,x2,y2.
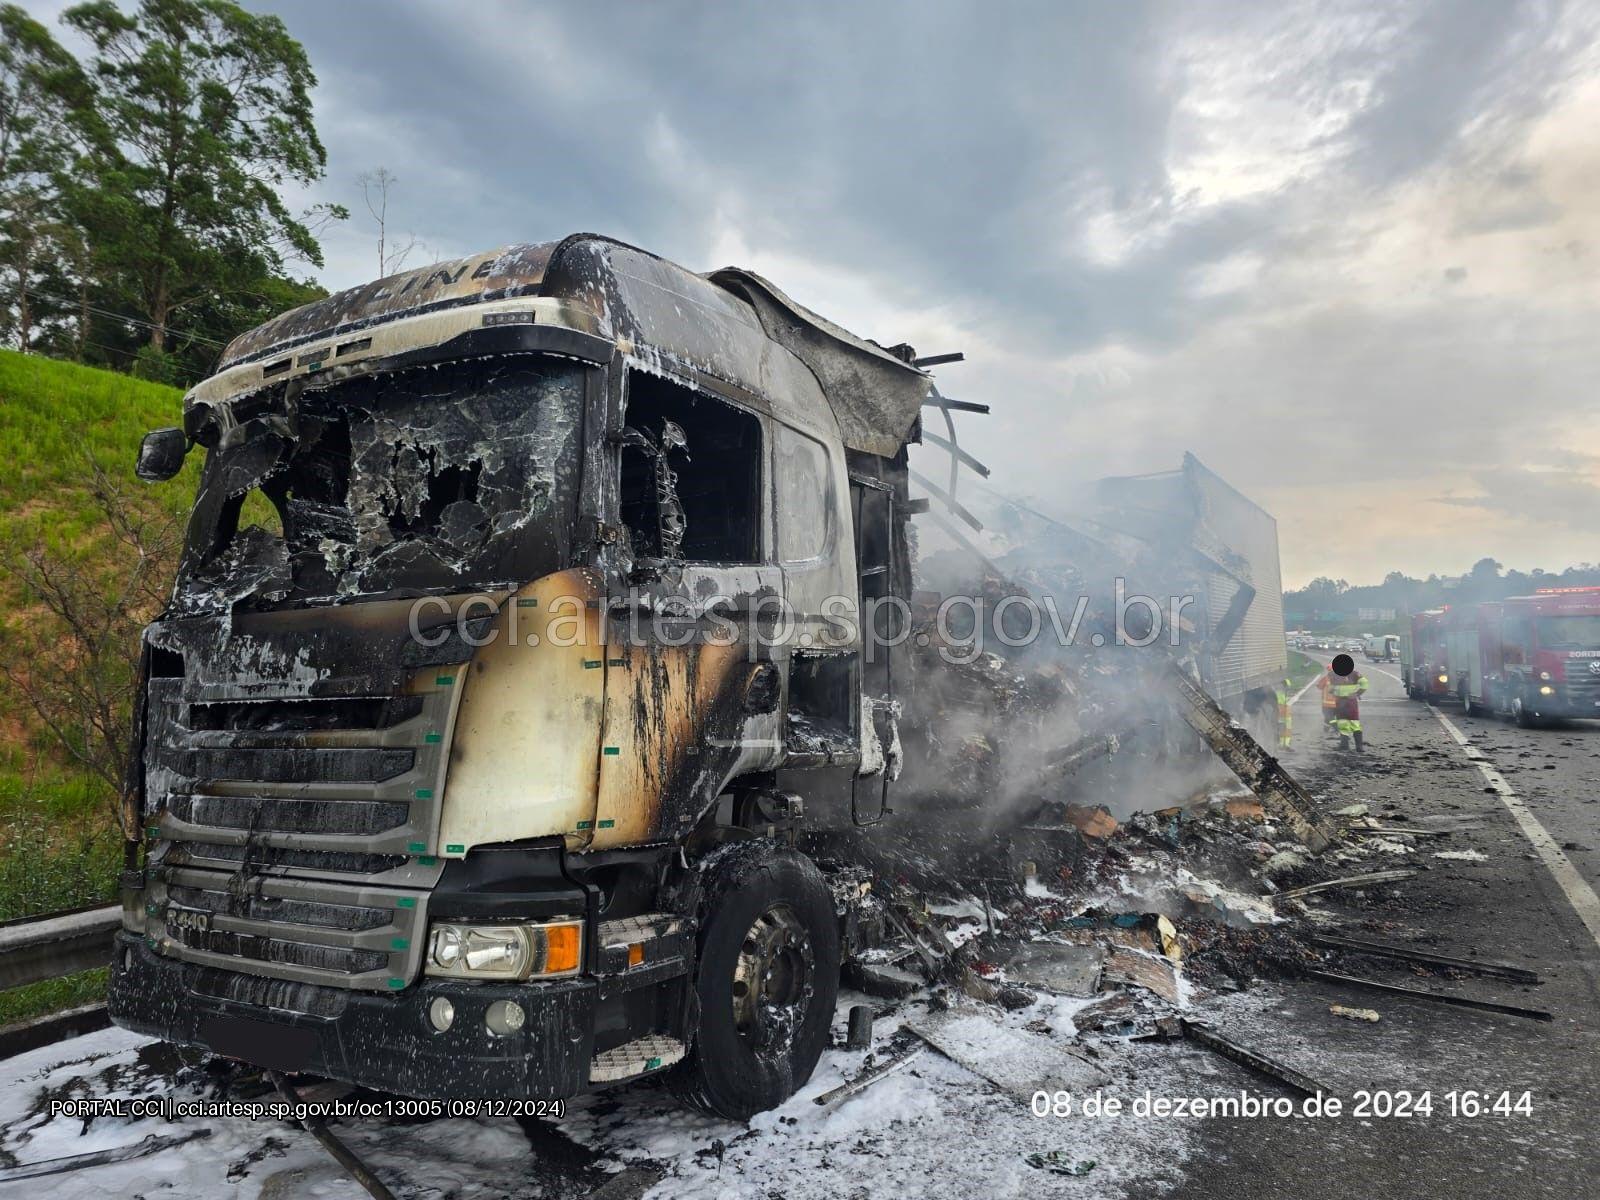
1535,614,1600,651
173,353,589,611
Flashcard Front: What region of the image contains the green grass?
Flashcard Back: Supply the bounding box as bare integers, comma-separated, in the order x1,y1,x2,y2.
1288,649,1325,690
0,968,108,1027
0,825,121,921
0,351,179,931
0,348,193,558
0,353,191,1023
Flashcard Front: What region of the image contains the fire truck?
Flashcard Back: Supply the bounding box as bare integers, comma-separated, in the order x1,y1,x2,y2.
1400,609,1452,703
1444,588,1600,725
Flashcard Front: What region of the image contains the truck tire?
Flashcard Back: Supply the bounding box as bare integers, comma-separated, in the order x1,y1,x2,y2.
1513,693,1537,728
672,842,839,1120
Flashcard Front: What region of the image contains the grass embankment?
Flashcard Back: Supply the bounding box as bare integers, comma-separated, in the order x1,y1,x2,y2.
1287,649,1326,690
0,349,189,1021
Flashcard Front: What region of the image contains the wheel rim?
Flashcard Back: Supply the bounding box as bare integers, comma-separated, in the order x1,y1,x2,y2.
731,904,814,1054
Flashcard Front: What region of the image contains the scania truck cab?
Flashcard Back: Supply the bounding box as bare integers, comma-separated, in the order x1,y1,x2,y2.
109,235,936,1118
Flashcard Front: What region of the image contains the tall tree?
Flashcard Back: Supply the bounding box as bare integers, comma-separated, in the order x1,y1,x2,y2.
62,0,340,375
0,4,90,351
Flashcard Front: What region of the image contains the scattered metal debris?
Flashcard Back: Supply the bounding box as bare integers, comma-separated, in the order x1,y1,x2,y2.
1177,1019,1330,1097
814,1044,927,1106
271,1070,398,1200
1309,934,1541,983
1167,666,1338,851
1005,941,1106,997
1306,970,1553,1022
0,1129,212,1183
1277,869,1418,899
909,1008,1109,1099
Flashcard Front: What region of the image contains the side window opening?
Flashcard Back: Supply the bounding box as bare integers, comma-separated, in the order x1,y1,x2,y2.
775,426,831,563
619,370,762,563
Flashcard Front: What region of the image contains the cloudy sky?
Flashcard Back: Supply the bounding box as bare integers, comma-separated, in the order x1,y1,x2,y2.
48,0,1600,586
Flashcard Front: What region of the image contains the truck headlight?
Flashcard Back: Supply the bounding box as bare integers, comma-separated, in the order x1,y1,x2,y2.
425,920,583,980
1539,685,1554,695
1438,674,1449,684
1539,671,1552,681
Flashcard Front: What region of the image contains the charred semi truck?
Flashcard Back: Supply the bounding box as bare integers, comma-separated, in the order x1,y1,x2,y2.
110,235,942,1118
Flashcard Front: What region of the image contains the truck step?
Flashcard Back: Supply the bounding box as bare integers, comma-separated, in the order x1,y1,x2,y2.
597,912,684,946
595,913,691,976
589,1034,687,1083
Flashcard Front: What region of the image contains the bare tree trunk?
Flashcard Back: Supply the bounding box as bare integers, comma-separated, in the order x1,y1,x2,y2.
16,238,33,354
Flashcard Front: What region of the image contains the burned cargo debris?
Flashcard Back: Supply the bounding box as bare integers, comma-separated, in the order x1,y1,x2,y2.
112,233,1326,1126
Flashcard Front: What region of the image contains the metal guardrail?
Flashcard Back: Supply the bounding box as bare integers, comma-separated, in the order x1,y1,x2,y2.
0,904,120,1058
0,905,120,991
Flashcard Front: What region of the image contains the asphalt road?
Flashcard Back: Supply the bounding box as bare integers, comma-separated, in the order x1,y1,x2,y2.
1169,655,1600,1200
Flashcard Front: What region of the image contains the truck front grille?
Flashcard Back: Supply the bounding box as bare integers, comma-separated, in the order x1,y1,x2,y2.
145,669,465,862
1562,672,1600,707
149,866,428,990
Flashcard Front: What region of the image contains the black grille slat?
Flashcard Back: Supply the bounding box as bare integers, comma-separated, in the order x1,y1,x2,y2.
183,747,414,784
188,696,424,732
166,883,391,932
170,925,387,974
169,794,410,837
172,842,409,874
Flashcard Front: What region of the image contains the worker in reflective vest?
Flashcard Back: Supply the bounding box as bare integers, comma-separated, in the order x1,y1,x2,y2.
1325,653,1370,752
1274,677,1293,748
1316,668,1338,734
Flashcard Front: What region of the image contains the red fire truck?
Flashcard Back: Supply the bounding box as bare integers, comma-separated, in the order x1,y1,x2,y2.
1401,608,1452,703
1446,588,1600,725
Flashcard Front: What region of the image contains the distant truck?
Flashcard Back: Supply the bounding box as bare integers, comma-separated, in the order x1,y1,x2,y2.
1096,453,1288,714
1443,589,1600,725
1401,609,1451,702
1363,634,1399,662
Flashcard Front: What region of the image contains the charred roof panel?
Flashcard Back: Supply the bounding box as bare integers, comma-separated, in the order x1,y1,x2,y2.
217,234,928,456
710,267,931,458
221,243,560,367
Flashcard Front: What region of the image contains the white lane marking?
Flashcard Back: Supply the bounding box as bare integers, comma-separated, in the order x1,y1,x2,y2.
1433,708,1600,951
1290,676,1321,706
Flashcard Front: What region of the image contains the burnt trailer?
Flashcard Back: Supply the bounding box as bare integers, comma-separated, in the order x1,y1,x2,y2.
1095,452,1289,714
110,235,947,1118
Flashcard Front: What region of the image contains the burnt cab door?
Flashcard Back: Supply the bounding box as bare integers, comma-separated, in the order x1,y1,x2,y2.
592,369,780,849
850,476,899,823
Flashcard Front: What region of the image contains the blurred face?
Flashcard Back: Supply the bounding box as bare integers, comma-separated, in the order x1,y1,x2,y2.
1332,653,1355,676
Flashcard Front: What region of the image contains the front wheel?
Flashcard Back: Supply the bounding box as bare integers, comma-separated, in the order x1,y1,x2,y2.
672,843,839,1120
1513,694,1535,728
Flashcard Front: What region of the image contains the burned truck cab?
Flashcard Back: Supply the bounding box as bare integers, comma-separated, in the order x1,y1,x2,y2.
110,234,933,1117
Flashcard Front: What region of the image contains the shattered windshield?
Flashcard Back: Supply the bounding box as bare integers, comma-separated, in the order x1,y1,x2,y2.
1535,615,1600,651
175,355,586,611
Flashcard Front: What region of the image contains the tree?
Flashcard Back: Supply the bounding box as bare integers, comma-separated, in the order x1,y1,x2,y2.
0,4,90,351
61,0,343,372
358,166,423,279
0,463,182,835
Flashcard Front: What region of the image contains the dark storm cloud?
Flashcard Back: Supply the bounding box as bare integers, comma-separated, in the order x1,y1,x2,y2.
250,0,1295,349
222,0,1600,582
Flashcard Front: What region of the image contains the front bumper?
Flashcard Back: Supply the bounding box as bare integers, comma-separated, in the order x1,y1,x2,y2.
108,934,597,1099
1528,686,1600,718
